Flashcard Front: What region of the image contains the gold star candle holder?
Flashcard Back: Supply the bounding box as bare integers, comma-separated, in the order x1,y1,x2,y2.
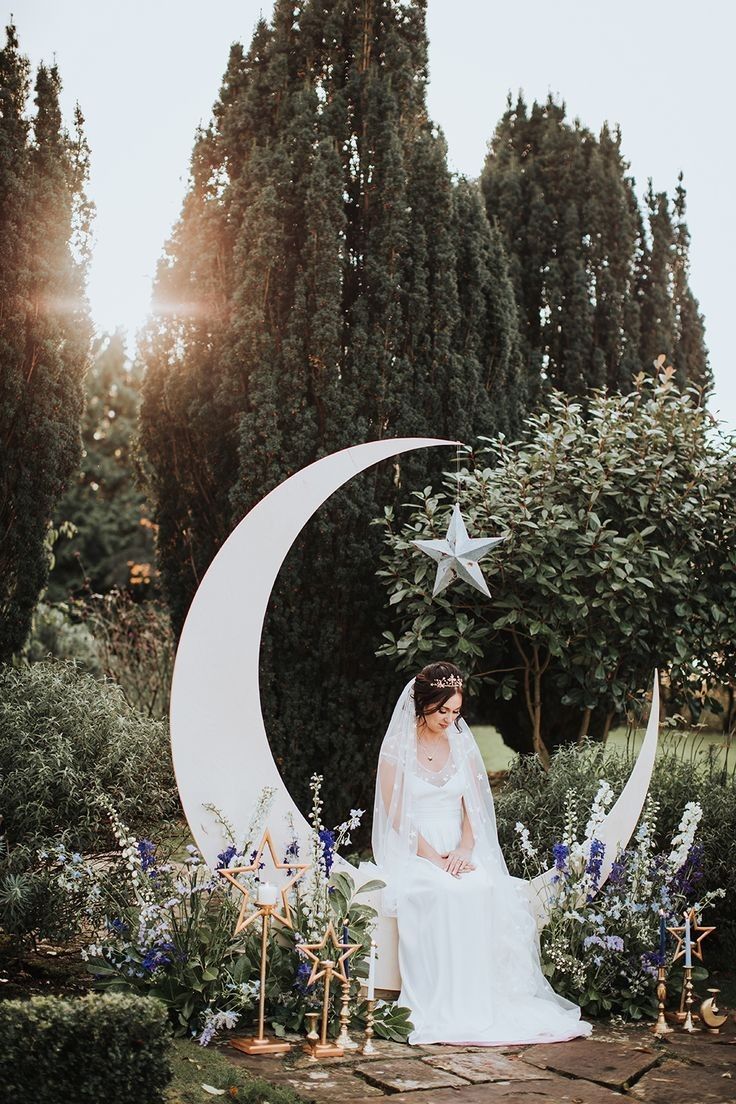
297,922,360,1059
219,829,310,1055
665,908,715,1029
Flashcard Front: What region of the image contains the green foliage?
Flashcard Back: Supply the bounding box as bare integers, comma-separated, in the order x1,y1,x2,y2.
48,331,156,601
138,1,522,822
0,991,171,1104
481,94,710,402
496,740,736,965
168,1036,302,1104
378,372,736,760
0,24,93,663
0,661,178,943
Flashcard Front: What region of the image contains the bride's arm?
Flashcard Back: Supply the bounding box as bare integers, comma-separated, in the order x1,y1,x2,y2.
443,799,476,876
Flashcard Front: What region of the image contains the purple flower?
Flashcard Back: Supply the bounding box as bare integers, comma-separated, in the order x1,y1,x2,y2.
604,934,624,952
319,830,336,875
585,839,605,899
293,961,314,995
552,843,569,875
608,852,628,886
284,838,300,877
141,941,175,973
216,845,237,870
107,917,128,935
672,843,704,898
136,839,157,873
641,949,664,976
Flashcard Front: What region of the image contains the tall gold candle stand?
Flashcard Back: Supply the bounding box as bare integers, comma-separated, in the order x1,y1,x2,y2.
681,966,700,1034
297,922,360,1060
233,902,291,1054
361,998,377,1055
218,828,311,1056
303,1012,320,1060
650,966,673,1036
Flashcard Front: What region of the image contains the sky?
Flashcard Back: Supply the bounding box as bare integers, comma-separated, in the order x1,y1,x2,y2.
9,1,736,430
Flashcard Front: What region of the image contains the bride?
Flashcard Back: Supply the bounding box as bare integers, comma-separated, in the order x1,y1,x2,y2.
372,660,592,1046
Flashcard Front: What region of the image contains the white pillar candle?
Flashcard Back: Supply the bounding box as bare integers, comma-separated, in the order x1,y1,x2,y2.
257,881,278,906
367,939,377,1000
684,911,692,968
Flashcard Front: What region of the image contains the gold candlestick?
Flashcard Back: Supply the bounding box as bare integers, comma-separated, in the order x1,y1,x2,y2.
336,978,359,1049
230,904,290,1054
303,1011,320,1060
650,965,673,1036
681,966,700,1033
361,998,377,1055
296,922,360,1060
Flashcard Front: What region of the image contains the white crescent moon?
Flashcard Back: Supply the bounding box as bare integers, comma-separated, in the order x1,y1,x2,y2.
170,437,660,988
170,438,455,870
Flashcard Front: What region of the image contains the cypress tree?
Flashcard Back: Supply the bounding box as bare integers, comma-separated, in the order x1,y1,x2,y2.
140,0,522,819
481,94,708,400
48,332,155,600
0,26,92,662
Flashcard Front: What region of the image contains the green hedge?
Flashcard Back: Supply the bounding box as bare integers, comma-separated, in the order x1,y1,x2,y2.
0,992,171,1104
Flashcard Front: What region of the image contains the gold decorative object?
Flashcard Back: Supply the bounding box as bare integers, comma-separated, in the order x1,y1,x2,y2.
700,989,728,1033
218,829,311,1055
303,1012,320,1060
361,997,377,1055
297,922,361,1059
336,978,359,1050
667,908,715,964
681,966,700,1033
650,966,673,1036
218,828,310,933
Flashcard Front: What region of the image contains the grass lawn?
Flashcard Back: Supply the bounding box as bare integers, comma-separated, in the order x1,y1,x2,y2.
474,723,735,775
167,1037,301,1103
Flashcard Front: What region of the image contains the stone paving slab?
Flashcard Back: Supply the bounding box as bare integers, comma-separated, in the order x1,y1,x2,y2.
423,1051,557,1084
521,1037,659,1090
354,1058,469,1093
348,1075,626,1104
628,1058,736,1104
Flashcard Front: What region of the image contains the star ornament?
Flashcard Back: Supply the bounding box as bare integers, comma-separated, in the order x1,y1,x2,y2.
218,828,310,934
667,907,715,964
413,502,505,599
296,922,362,986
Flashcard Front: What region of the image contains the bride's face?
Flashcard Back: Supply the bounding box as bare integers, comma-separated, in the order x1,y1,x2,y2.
419,691,462,738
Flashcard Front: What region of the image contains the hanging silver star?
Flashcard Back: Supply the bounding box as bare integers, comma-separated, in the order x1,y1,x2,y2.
413,503,505,598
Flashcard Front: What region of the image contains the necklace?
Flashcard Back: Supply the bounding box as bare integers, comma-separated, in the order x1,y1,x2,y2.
419,734,445,762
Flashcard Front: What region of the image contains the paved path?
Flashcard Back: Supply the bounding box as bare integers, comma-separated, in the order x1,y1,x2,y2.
222,1022,736,1103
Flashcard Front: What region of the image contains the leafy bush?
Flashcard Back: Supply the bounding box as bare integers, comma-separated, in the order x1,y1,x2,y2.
496,740,736,964
0,991,171,1104
0,660,179,943
59,783,411,1044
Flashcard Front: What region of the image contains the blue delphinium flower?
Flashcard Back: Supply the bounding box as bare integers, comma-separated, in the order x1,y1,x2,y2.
137,839,157,874
141,941,175,973
294,961,313,995
319,829,336,875
284,838,300,877
552,842,569,873
216,845,237,870
108,917,129,935
585,838,606,899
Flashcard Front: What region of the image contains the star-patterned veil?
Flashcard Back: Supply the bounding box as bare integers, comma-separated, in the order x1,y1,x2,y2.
371,677,510,916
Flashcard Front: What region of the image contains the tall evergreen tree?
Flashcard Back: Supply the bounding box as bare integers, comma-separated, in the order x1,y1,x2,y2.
0,26,92,662
140,0,522,818
481,94,709,401
48,332,156,601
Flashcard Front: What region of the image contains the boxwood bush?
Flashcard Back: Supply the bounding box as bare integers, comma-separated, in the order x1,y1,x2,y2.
0,992,171,1104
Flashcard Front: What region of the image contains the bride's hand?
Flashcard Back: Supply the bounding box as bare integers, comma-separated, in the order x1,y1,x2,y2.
441,848,476,877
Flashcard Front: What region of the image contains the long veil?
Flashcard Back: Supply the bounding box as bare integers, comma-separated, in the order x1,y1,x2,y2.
371,677,586,1020
372,678,510,914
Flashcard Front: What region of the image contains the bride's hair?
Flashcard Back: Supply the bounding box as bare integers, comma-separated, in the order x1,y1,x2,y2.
414,661,464,726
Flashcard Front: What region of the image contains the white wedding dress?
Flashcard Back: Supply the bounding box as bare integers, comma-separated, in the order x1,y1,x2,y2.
393,749,591,1046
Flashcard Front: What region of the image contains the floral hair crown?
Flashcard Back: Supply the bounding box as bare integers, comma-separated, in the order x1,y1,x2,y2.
430,675,463,690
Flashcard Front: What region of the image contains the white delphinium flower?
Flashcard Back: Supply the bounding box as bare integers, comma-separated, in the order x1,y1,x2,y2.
584,780,614,840
667,801,703,872
514,821,538,859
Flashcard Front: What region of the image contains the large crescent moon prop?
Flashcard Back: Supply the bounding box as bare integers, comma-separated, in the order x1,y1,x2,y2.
170,438,661,990
170,438,454,987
